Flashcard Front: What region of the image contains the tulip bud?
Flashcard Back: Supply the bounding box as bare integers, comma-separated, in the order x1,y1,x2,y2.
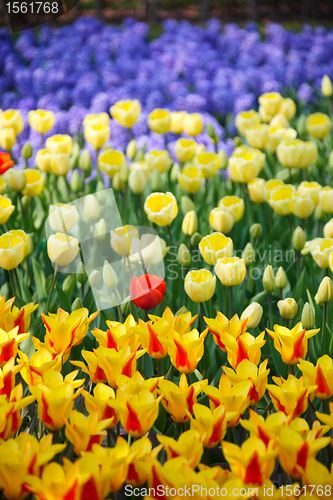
195,143,206,155
191,232,202,248
324,219,333,239
128,169,147,194
56,176,69,199
301,302,315,329
292,227,306,251
72,297,83,312
76,262,87,284
297,114,307,136
135,148,145,162
250,223,263,239
218,149,228,170
96,180,108,203
79,149,92,174
150,169,164,191
315,203,325,220
21,141,32,160
126,139,137,159
113,172,126,191
70,143,80,170
233,137,242,147
62,273,76,295
315,276,333,305
70,170,83,192
206,123,217,141
84,194,101,220
277,298,298,320
182,210,198,236
178,243,191,267
21,195,30,210
176,306,187,316
240,302,263,329
120,162,129,182
262,265,275,293
322,75,333,97
121,298,131,317
275,267,288,289
94,218,106,242
170,163,180,182
242,242,255,266
329,150,333,170
6,169,26,192
181,195,196,215
103,260,118,290
89,270,101,288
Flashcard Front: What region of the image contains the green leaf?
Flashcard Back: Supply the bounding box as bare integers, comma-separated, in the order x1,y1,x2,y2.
32,259,47,301
56,285,72,313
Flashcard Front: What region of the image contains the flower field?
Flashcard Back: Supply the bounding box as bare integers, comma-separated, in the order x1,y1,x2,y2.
1,18,333,500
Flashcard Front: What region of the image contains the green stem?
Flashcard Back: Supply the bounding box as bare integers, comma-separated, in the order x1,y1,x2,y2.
200,302,205,333
167,224,173,246
269,293,273,329
290,364,294,376
229,286,233,319
9,270,15,296
322,302,328,354
46,266,59,312
157,359,162,377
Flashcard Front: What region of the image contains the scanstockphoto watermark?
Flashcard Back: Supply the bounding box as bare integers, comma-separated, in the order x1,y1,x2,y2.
124,485,267,497
166,245,296,281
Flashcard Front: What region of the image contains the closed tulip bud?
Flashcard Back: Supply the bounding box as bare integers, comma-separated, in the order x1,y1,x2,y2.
71,297,83,312
328,150,333,171
292,227,306,251
240,302,263,329
250,223,263,239
181,195,196,214
315,276,333,305
6,169,26,192
322,75,333,97
275,267,288,289
120,162,129,182
277,298,298,320
113,172,126,191
263,265,275,293
301,302,315,329
297,114,307,136
94,218,106,242
21,141,32,159
218,149,228,170
183,113,203,137
178,244,191,267
128,168,147,194
121,298,131,317
56,176,68,200
0,128,16,150
324,219,333,239
126,139,137,159
89,270,101,288
209,207,234,234
170,162,181,182
21,195,30,210
206,122,217,141
182,210,198,236
51,153,70,176
242,242,255,266
96,180,107,202
79,149,92,174
62,273,76,295
191,232,202,248
70,170,83,192
103,260,118,290
69,143,80,170
150,169,164,191
47,233,79,267
83,194,100,221
76,262,87,284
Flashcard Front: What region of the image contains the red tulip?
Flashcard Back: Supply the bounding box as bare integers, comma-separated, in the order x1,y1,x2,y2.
130,274,166,311
0,152,14,175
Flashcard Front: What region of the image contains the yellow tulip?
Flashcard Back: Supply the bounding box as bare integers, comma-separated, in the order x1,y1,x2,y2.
179,165,203,194
84,123,110,150
235,109,261,135
45,134,73,154
275,266,288,289
269,185,295,215
158,430,203,466
184,269,216,303
277,139,317,169
0,196,14,224
324,218,333,239
147,108,170,134
218,195,245,222
319,186,333,214
65,409,113,455
174,138,197,163
199,232,233,265
47,232,79,267
18,338,62,386
48,203,79,233
0,128,16,150
306,112,331,140
145,149,171,173
28,109,55,134
228,148,264,183
191,404,232,448
277,298,298,320
223,359,269,406
183,113,203,136
0,109,23,134
264,178,285,201
247,178,266,204
322,75,333,97
298,356,333,400
259,92,283,116
268,374,316,417
110,225,139,256
315,276,333,305
182,210,198,236
162,326,208,374
298,181,321,205
215,256,246,287
128,233,168,266
158,373,207,423
110,99,141,128
8,230,31,258
0,233,24,270
245,124,268,149
265,125,297,153
128,168,147,194
35,149,52,172
22,169,44,197
223,331,265,369
266,322,319,365
291,192,315,219
204,311,249,352
240,302,263,329
83,112,110,129
270,113,289,128
98,148,126,178
209,207,234,234
312,238,333,268
144,191,178,227
0,178,5,195
170,111,187,134
195,152,220,178
278,97,297,121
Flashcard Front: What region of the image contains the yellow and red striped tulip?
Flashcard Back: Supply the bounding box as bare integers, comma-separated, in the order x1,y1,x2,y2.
223,359,269,405
267,374,316,417
266,323,319,365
